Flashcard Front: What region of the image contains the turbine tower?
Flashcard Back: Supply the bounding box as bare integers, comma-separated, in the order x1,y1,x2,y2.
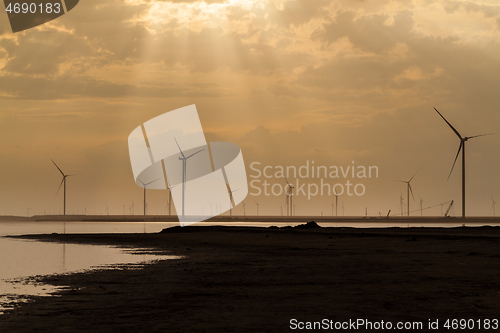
254,199,259,216
139,179,160,215
434,108,493,218
394,169,418,217
174,137,205,217
51,159,74,216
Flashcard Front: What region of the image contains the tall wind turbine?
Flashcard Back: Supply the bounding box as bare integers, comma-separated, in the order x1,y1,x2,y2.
174,137,205,217
434,108,493,218
52,159,74,216
242,201,246,217
394,169,418,216
139,179,160,215
254,199,259,216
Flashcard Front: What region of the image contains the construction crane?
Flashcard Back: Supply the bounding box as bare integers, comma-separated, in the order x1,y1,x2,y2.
444,200,454,217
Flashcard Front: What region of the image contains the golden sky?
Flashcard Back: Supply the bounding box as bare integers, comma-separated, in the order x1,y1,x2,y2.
0,0,499,217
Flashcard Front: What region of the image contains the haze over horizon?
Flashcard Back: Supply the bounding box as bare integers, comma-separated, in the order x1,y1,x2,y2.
0,0,499,217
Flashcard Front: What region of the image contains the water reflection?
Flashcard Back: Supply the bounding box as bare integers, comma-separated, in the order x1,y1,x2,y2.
0,223,180,314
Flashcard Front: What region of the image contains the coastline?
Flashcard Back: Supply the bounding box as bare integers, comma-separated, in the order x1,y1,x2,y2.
1,225,500,332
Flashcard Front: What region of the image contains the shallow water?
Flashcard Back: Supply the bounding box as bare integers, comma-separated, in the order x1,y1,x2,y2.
0,222,180,314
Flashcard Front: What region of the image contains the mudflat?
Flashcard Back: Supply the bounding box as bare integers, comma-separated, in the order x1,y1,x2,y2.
1,225,500,332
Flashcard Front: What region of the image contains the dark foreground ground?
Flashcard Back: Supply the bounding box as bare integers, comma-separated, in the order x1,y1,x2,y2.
1,225,500,332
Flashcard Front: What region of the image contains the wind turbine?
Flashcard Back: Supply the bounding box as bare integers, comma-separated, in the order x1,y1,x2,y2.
166,180,177,216
400,194,404,216
394,169,418,216
52,159,75,215
227,186,240,216
419,197,423,217
254,199,259,216
491,196,496,217
334,194,338,216
131,199,135,215
27,207,32,217
284,178,294,216
139,179,160,215
330,199,334,216
242,201,246,217
434,108,493,218
174,137,205,217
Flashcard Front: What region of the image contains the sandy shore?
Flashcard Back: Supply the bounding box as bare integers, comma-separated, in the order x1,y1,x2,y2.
1,224,500,332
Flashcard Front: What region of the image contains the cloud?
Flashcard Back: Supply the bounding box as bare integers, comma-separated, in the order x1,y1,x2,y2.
313,10,415,54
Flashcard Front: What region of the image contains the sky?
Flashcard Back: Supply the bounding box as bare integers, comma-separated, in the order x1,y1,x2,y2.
0,0,499,217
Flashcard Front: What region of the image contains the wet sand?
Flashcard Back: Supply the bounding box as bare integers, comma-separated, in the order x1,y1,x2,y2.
1,225,500,332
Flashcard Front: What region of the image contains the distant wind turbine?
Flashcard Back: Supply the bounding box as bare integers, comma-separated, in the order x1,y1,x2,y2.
492,196,496,217
51,159,75,216
166,180,177,216
207,201,213,215
419,197,423,217
227,186,240,216
284,178,294,216
174,137,205,217
242,201,246,217
139,179,160,215
254,199,259,216
394,169,418,216
400,194,404,216
434,108,493,218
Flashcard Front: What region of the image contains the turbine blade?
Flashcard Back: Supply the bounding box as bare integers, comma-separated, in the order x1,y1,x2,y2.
51,159,65,176
408,184,415,201
56,178,64,195
185,148,205,159
393,180,407,183
466,133,494,139
408,168,420,182
434,108,462,139
145,178,161,186
283,178,291,186
174,137,186,158
447,142,463,180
